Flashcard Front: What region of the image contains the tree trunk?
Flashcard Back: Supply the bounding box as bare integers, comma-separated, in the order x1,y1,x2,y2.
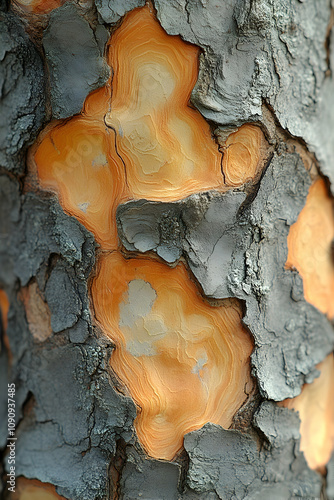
1,0,334,499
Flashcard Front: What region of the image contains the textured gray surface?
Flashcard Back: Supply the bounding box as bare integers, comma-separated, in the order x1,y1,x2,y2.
120,446,181,500
1,187,95,289
154,0,334,190
181,491,220,500
0,174,136,500
0,12,45,173
43,2,110,119
239,153,334,400
96,0,145,24
117,190,246,295
184,402,321,500
45,261,83,333
117,152,334,401
15,341,135,500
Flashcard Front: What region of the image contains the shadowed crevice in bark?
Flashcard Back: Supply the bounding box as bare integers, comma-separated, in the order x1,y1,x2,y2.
108,437,127,500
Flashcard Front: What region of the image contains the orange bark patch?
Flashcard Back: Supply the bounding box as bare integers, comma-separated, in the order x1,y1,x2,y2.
20,282,52,342
13,0,65,14
0,289,9,333
221,124,267,187
286,178,334,319
10,477,65,500
92,252,253,460
280,354,334,470
35,119,128,250
104,6,225,201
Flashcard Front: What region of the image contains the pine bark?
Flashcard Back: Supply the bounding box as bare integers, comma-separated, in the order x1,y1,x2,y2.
1,0,334,499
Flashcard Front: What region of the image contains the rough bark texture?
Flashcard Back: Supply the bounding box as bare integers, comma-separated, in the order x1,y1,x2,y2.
0,10,45,173
1,0,334,499
43,2,110,119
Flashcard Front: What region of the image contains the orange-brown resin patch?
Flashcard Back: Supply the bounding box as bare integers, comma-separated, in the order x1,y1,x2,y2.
92,253,253,460
9,477,65,500
280,354,334,470
33,5,256,460
286,178,334,319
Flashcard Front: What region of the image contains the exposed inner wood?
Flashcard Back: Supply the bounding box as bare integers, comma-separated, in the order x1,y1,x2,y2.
280,354,334,471
286,178,334,319
33,5,257,460
220,124,268,187
92,252,253,460
10,477,65,500
12,0,64,14
104,7,226,201
35,120,126,249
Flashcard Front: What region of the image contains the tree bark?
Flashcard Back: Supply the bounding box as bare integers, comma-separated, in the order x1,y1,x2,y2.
1,0,334,499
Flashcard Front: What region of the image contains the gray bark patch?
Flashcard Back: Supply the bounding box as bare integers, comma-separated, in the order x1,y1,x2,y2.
43,2,110,119
117,190,246,296
184,402,321,500
15,342,136,500
95,0,145,24
119,446,181,500
328,452,334,500
0,12,45,173
45,262,82,333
